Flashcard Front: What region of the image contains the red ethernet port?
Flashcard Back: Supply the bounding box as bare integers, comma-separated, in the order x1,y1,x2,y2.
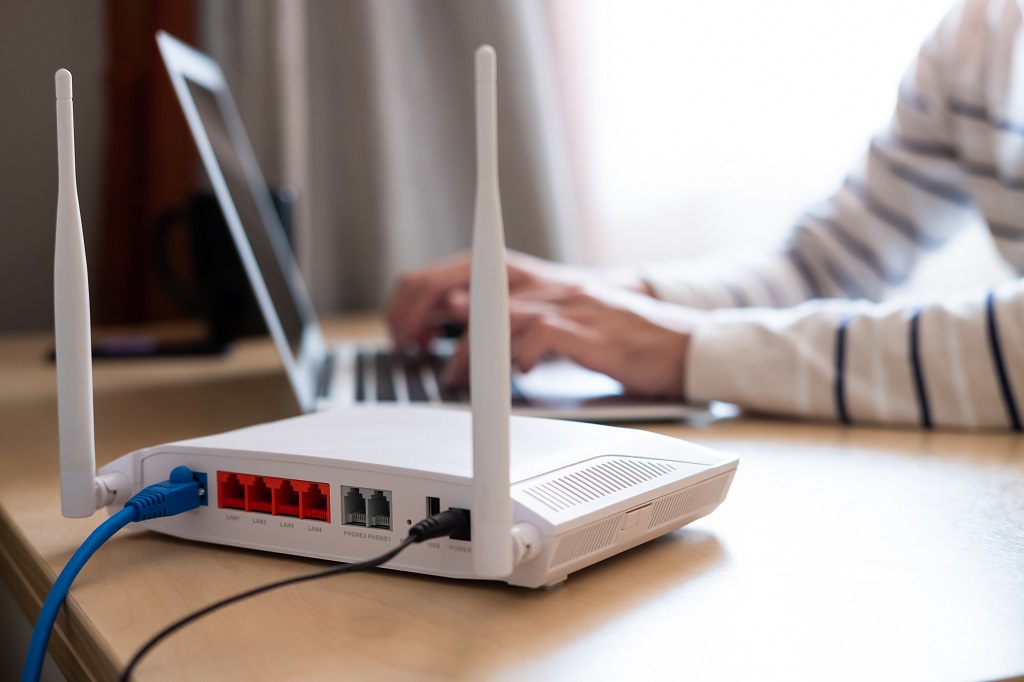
292,481,330,522
242,475,272,514
217,471,330,522
217,472,245,511
266,478,300,518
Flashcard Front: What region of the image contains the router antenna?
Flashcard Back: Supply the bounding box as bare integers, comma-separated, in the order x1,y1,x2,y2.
54,69,126,517
470,45,513,578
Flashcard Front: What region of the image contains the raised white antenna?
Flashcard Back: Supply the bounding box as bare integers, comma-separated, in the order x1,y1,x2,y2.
470,46,514,578
54,69,127,517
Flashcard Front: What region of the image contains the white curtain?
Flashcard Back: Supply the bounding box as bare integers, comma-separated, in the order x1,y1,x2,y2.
200,0,582,313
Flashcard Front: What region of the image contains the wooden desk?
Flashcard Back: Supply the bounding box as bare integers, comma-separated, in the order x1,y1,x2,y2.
2,318,1022,681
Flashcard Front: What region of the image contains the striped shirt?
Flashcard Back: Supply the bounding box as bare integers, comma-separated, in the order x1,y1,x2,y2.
642,0,1024,430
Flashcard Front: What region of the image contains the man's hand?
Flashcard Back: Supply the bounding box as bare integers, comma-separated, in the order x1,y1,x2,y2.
441,284,703,399
387,250,653,350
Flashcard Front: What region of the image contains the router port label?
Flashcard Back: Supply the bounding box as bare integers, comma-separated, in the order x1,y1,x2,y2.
343,529,392,543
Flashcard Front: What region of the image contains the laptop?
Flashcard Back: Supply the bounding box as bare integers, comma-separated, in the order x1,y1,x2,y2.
156,31,730,423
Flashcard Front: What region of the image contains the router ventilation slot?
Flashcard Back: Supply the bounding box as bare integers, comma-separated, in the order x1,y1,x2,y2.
550,515,621,568
522,458,678,512
649,474,730,528
548,472,734,571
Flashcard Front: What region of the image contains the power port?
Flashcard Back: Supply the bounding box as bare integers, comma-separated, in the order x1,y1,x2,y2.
449,508,471,541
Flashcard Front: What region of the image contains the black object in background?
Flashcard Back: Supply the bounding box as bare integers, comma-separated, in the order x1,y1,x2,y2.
87,187,296,359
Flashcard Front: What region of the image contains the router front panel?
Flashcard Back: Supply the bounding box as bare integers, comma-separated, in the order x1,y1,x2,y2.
110,449,482,581
99,426,737,589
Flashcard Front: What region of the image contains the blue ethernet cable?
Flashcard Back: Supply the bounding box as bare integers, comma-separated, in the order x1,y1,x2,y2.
22,466,204,682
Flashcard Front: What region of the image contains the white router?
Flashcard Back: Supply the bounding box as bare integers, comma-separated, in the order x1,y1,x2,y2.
54,50,738,588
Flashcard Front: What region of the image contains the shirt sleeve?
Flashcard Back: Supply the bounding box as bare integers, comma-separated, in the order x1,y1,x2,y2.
686,280,1023,429
640,1,978,311
668,0,1024,429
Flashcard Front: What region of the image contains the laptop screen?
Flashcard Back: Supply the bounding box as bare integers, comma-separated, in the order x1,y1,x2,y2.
183,78,307,358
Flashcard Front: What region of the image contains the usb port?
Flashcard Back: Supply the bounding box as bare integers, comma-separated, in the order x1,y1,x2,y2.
426,496,441,518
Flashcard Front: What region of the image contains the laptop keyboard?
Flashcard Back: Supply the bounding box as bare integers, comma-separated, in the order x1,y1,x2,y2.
355,349,460,404
353,348,525,405
401,351,430,401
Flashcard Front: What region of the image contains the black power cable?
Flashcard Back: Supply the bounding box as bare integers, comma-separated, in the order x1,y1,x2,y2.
120,508,470,681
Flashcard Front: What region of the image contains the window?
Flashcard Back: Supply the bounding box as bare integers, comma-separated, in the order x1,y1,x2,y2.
556,0,1007,296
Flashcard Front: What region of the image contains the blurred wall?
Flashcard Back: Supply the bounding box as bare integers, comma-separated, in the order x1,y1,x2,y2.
0,1,105,332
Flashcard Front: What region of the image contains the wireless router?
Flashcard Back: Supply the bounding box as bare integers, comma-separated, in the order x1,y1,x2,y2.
54,49,738,588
